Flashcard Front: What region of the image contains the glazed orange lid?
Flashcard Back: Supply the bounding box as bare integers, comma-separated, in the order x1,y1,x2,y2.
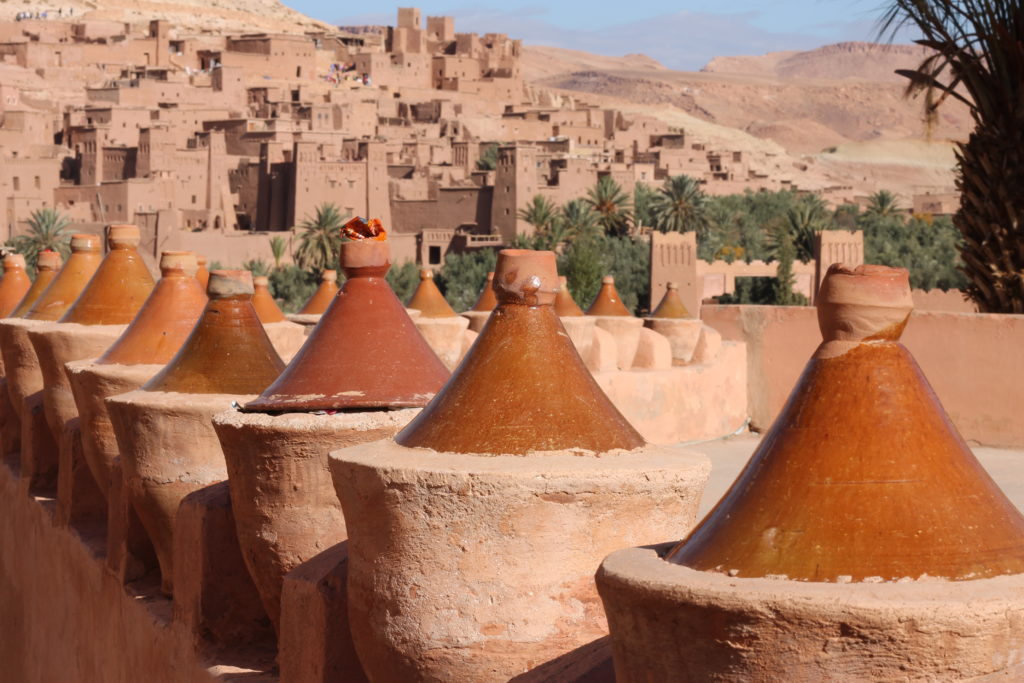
554,275,584,317
650,282,691,319
395,249,645,455
407,269,457,318
586,276,632,316
195,254,210,291
297,269,339,315
252,275,286,323
470,272,498,312
668,264,1024,582
0,253,31,318
246,219,449,411
97,251,208,365
24,234,103,321
142,270,285,394
11,249,62,318
59,225,155,325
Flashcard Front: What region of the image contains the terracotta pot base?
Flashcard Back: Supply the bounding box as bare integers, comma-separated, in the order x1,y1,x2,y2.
644,318,703,364
28,323,126,439
65,361,162,497
108,390,253,595
0,318,46,421
329,439,709,682
412,316,470,370
213,407,420,632
597,544,1024,682
590,316,643,371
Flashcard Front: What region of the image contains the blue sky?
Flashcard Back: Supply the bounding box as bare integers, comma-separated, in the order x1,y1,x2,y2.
292,1,919,70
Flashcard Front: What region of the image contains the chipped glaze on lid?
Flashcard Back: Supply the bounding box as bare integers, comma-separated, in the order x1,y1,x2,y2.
246,219,449,411
142,270,284,394
407,269,458,318
650,282,691,319
11,250,62,318
24,234,103,321
98,251,207,365
59,224,155,325
297,269,339,315
395,248,645,455
586,276,632,317
668,264,1024,582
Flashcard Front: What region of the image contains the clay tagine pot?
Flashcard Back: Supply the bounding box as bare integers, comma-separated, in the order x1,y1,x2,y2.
397,250,644,454
586,275,632,317
297,269,339,315
195,254,210,291
247,224,448,412
67,251,208,497
59,224,154,325
108,270,285,594
11,250,62,318
650,282,690,319
669,263,1024,581
554,275,585,317
252,275,286,323
596,263,1024,682
24,234,103,321
0,253,31,318
330,249,710,681
144,270,285,394
406,268,457,318
585,275,642,370
216,217,439,646
644,283,701,365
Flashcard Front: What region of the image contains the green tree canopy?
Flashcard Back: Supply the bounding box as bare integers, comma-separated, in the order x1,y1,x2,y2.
652,174,709,234
8,207,72,272
585,176,633,237
294,203,348,272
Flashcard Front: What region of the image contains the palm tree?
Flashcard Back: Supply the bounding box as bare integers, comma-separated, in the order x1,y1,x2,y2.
294,203,348,272
652,174,709,234
8,207,72,272
866,189,901,217
560,199,601,241
780,195,834,263
476,144,499,171
633,182,658,228
585,176,633,237
881,0,1024,312
517,195,559,234
269,235,287,270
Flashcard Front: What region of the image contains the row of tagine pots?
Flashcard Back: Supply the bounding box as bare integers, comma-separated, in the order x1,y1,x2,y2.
0,219,1021,682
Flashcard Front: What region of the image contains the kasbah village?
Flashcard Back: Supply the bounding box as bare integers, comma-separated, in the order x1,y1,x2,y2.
0,0,1023,680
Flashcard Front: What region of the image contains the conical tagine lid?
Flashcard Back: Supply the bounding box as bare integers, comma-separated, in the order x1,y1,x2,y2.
12,250,62,318
407,269,457,318
297,270,339,315
554,275,584,317
142,270,285,394
60,224,155,325
586,276,632,316
196,255,210,291
396,249,645,455
252,276,286,323
668,264,1024,582
0,253,31,317
470,272,497,312
650,282,690,319
25,234,103,321
246,218,449,412
98,251,208,365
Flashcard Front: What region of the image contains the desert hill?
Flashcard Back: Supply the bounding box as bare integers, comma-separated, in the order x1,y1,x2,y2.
0,0,329,35
522,41,970,155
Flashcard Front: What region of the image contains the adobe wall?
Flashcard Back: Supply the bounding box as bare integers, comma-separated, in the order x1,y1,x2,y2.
0,461,251,683
702,305,1024,447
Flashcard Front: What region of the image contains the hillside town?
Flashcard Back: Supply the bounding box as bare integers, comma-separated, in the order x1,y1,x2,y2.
0,7,955,268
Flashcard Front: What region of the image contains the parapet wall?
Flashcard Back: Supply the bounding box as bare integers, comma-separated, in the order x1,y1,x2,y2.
702,305,1024,447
